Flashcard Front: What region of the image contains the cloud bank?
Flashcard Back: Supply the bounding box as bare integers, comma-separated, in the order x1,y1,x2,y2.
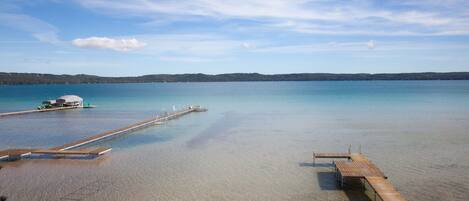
72,37,146,51
76,0,469,36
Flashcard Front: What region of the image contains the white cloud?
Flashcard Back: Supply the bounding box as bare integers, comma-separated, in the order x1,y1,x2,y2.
72,37,147,51
242,42,255,49
71,34,246,62
367,40,376,49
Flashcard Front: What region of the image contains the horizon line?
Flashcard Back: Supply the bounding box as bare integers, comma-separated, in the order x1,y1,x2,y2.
2,71,469,78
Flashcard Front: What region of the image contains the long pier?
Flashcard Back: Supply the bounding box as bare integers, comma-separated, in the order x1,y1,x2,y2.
313,152,406,201
52,105,206,151
0,105,95,118
0,106,206,161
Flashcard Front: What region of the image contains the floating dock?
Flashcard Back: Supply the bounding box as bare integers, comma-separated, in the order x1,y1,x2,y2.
313,152,406,201
0,106,206,161
0,105,95,118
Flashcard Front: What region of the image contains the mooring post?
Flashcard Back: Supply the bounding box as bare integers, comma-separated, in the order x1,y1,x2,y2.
312,152,315,166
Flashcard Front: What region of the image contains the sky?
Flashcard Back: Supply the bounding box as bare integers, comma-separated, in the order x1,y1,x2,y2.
0,0,469,76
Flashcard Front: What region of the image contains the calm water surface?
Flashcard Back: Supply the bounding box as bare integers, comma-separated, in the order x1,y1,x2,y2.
1,81,469,201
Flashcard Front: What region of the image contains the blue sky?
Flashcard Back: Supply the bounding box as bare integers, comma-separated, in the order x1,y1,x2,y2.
1,0,469,76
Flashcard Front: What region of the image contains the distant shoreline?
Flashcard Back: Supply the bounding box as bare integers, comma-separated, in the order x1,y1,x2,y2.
1,72,469,85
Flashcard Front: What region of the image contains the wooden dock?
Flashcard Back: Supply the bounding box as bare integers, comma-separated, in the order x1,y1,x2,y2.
0,105,95,118
52,105,205,151
0,106,206,161
32,147,112,156
0,148,111,161
313,152,406,201
0,149,34,161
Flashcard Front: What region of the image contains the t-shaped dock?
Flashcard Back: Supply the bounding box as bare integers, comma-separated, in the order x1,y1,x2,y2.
313,152,406,201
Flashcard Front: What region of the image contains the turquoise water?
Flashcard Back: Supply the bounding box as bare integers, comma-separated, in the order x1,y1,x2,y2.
1,81,469,201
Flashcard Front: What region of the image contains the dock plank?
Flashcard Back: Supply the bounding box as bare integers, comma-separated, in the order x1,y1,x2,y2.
32,147,111,155
313,152,350,158
365,176,406,201
350,153,370,162
335,161,385,178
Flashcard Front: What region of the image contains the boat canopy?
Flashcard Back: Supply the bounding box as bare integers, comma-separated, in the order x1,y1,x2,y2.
56,95,83,106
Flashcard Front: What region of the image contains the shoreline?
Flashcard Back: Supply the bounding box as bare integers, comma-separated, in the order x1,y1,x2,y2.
2,72,469,85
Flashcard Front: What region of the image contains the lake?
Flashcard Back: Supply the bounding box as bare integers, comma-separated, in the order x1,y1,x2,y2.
1,81,469,201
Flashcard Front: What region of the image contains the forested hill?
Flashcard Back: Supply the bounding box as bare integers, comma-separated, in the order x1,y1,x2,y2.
1,72,469,84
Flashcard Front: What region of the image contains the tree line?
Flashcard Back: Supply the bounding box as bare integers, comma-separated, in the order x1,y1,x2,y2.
1,72,469,84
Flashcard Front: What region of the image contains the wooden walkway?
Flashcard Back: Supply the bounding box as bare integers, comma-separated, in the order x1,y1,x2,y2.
335,160,385,178
0,149,35,160
0,106,206,161
33,147,112,155
52,106,204,151
313,152,406,201
0,105,95,118
0,148,111,161
365,176,406,201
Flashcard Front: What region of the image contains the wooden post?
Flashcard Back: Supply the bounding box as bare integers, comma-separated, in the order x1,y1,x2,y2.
333,163,337,183
362,178,365,191
341,175,344,188
335,168,340,186
313,152,315,166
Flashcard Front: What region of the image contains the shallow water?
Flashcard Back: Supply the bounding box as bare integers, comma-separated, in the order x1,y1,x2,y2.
1,81,469,201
